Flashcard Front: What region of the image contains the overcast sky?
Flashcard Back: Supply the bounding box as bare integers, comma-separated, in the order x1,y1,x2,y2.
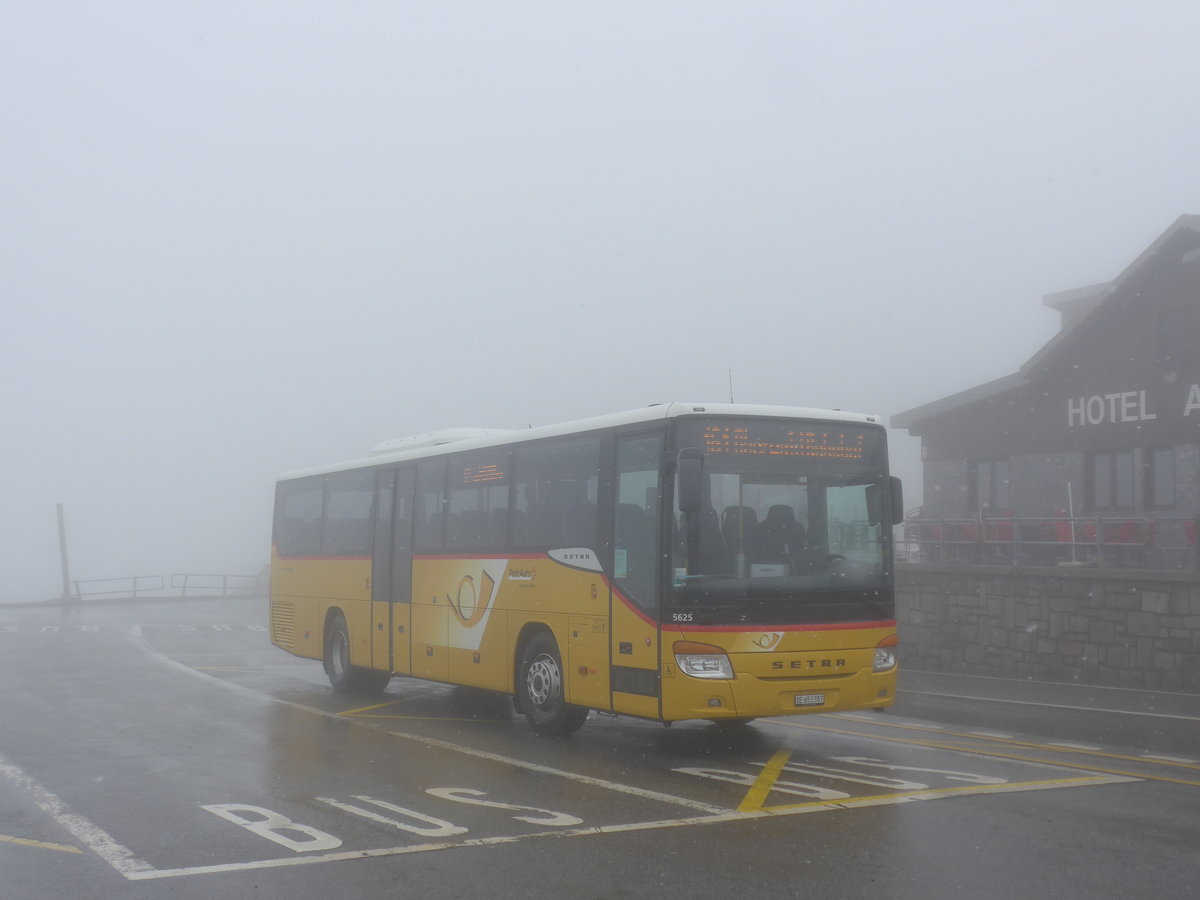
3,1,1199,602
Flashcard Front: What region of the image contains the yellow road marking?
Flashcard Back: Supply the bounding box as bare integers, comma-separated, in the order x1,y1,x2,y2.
0,833,82,854
759,774,1130,813
738,747,792,813
338,700,407,716
351,714,499,723
827,715,1200,772
771,719,1200,787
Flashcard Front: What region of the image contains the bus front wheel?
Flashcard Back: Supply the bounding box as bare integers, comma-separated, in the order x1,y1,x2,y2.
518,632,588,736
324,613,389,694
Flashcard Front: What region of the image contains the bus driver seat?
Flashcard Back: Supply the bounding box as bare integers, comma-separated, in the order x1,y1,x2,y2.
754,505,806,567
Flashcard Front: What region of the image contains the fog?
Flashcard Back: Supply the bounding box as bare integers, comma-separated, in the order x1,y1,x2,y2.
3,1,1198,602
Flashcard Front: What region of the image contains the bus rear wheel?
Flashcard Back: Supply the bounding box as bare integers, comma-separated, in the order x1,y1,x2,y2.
518,632,588,736
324,613,390,694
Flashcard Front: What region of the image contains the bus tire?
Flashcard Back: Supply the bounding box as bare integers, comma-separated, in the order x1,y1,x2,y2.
324,613,389,694
518,632,588,736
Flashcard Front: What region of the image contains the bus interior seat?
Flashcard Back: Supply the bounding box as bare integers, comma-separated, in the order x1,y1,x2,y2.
755,504,806,562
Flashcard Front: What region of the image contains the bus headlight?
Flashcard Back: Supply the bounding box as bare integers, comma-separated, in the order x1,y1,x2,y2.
673,641,734,680
873,635,898,672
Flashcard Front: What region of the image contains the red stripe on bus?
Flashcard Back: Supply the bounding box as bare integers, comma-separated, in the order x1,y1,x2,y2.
274,555,371,561
666,619,897,634
611,582,659,627
413,553,549,561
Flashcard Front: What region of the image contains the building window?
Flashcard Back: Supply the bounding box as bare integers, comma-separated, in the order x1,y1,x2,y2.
1145,448,1175,509
969,460,1010,513
1090,452,1134,511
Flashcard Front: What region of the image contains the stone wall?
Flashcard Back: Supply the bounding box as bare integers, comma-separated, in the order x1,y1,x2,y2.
896,563,1200,692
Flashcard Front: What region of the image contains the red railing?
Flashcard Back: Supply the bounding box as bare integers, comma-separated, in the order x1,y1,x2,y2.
898,511,1199,570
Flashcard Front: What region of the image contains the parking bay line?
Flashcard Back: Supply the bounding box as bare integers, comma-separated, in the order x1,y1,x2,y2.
121,772,1131,881
900,688,1200,723
147,631,1159,809
0,752,153,876
134,628,730,816
382,730,729,815
829,714,1200,774
116,632,1141,880
768,719,1200,787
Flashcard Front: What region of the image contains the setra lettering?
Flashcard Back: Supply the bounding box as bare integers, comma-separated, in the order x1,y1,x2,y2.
771,659,847,670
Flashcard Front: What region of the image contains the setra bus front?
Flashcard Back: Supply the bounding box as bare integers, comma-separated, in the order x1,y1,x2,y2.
660,416,901,723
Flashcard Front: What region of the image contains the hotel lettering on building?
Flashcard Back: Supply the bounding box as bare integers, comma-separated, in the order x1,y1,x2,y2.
894,215,1200,527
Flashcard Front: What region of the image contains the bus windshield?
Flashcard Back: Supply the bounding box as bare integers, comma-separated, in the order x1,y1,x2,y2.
671,418,893,620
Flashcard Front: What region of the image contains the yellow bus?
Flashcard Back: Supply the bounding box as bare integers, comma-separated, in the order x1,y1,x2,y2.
270,403,903,734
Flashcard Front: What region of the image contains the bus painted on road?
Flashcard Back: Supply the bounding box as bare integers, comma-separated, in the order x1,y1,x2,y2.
270,403,903,734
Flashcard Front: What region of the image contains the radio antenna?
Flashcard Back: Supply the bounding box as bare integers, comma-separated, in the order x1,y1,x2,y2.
728,369,735,403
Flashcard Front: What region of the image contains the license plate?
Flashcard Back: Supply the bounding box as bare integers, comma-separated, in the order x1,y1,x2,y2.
794,693,825,707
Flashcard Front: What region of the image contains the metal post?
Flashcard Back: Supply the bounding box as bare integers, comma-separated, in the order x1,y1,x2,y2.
1067,482,1077,565
57,503,73,602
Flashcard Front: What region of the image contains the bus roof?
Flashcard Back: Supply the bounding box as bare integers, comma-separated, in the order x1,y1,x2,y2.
278,402,883,481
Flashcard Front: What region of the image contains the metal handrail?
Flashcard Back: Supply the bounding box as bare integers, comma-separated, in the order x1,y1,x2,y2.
169,573,260,596
62,572,261,600
68,575,165,599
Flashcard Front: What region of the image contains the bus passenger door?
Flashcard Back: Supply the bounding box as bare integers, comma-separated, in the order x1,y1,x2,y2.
372,468,415,675
610,433,664,719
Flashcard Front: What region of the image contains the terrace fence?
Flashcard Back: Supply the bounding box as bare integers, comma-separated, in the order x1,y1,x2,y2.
897,512,1200,572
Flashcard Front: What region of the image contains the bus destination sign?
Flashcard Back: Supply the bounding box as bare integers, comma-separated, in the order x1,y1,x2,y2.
460,462,507,485
699,424,868,461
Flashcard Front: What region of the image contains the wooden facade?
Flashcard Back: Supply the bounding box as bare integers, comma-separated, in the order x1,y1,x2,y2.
894,216,1200,531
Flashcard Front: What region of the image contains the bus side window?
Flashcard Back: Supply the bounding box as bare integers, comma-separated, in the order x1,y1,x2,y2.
275,478,324,557
323,471,374,556
514,437,600,549
415,460,447,550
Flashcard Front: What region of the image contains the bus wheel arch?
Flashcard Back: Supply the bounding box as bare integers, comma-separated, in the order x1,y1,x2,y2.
515,627,588,736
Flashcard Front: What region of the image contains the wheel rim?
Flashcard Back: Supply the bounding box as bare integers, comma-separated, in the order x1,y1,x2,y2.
330,631,349,678
525,653,561,710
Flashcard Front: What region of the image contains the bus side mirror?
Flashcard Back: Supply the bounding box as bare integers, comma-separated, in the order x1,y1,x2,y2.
676,448,704,514
890,476,904,525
